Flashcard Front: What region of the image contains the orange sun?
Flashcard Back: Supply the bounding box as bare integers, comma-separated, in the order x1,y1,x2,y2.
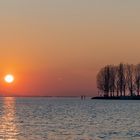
4,74,14,83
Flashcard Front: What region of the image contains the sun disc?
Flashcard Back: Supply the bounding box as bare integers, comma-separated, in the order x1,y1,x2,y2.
4,74,14,83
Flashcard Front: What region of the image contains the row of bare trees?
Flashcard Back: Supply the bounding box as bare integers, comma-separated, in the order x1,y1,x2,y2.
97,63,140,97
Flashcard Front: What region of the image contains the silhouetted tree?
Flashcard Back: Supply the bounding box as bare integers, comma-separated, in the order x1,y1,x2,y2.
117,63,126,96
97,65,111,97
126,64,135,96
96,63,140,97
109,65,116,97
135,64,140,96
97,68,105,96
115,66,120,97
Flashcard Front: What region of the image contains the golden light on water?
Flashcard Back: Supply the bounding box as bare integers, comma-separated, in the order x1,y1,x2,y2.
0,97,18,139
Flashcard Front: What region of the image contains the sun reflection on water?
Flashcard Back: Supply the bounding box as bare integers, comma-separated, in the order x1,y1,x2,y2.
0,97,18,140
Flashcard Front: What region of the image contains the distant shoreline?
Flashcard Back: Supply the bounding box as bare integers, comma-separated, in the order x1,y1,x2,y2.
91,96,140,100
0,96,82,98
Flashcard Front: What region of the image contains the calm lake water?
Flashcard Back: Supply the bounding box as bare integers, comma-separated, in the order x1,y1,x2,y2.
0,97,140,140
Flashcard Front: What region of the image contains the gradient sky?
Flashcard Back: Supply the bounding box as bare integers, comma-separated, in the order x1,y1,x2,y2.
0,0,140,96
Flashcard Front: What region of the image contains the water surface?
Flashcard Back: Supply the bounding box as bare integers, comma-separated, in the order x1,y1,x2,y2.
0,97,140,140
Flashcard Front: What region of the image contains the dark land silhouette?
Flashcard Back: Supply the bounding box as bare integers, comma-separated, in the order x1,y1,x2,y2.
92,63,140,100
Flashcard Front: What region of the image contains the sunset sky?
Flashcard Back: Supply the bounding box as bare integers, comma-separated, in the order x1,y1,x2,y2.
0,0,140,96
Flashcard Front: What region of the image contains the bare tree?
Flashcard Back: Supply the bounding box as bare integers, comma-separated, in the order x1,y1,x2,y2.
117,63,126,96
126,64,135,96
135,64,140,96
96,65,111,97
109,65,116,97
115,65,120,96
97,68,104,96
96,63,140,97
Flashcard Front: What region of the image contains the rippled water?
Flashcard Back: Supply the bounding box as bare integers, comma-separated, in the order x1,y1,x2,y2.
0,97,140,140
